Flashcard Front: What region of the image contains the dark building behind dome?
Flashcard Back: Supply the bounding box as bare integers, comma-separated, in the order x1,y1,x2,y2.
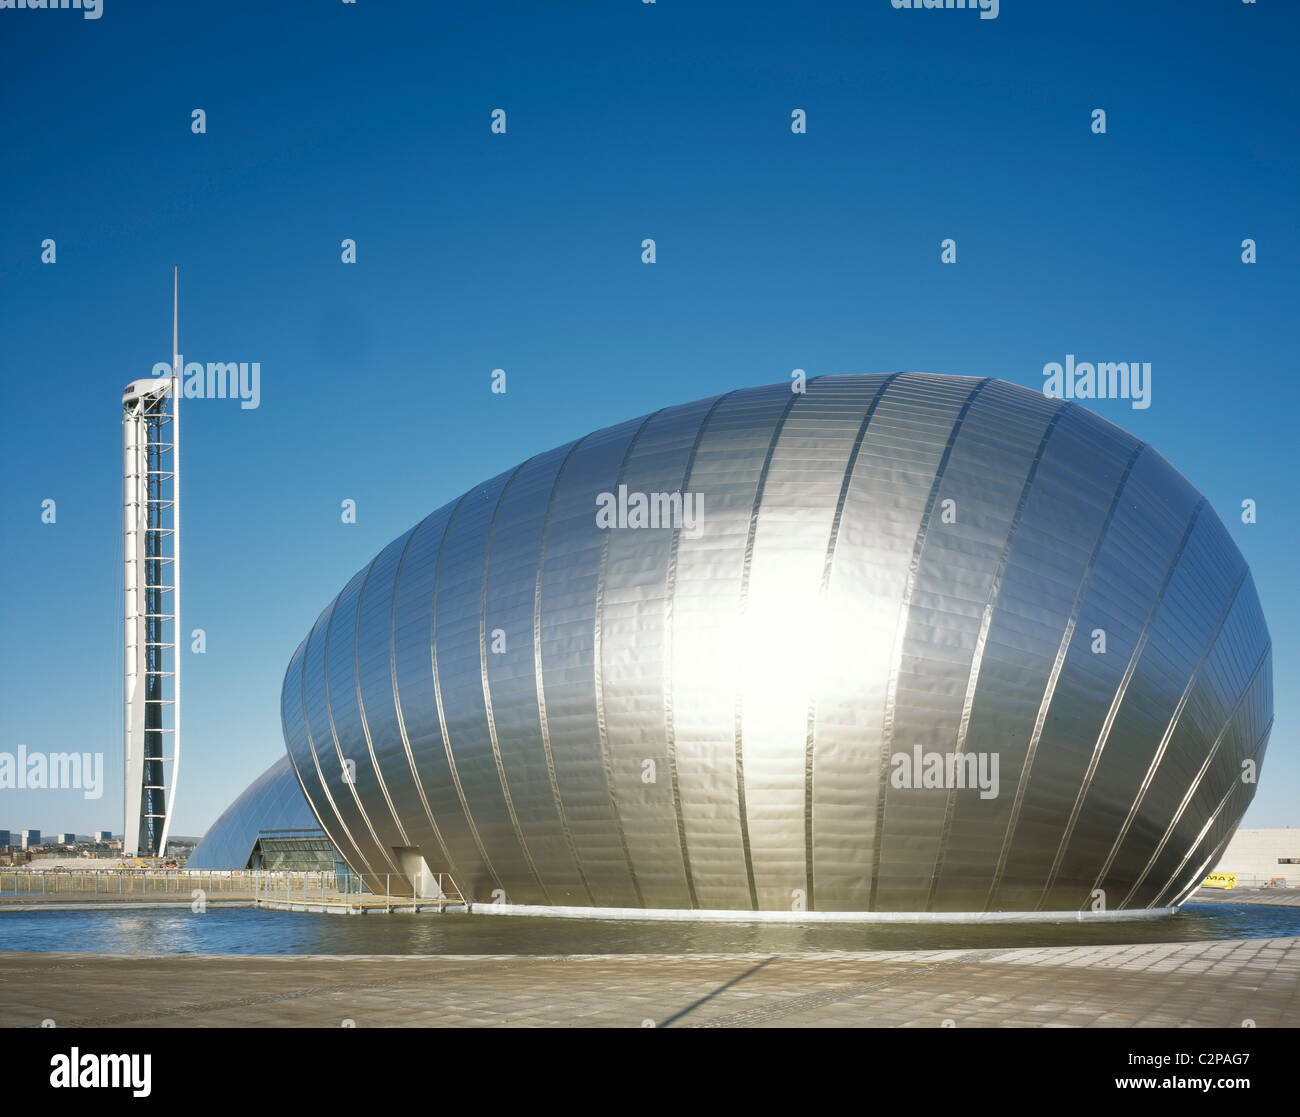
276,374,1272,915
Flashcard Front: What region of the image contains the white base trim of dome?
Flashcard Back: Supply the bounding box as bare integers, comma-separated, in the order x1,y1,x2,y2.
469,902,1179,924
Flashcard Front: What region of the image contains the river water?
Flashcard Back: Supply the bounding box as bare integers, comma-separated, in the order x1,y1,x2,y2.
1,900,1297,955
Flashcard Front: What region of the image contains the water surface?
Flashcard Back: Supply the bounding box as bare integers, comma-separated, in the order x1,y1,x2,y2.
1,901,1296,955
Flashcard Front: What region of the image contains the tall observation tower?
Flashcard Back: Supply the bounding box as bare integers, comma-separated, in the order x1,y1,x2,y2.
121,268,181,858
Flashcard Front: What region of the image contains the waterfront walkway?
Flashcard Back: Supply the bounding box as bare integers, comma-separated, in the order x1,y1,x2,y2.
1186,886,1300,908
2,937,1297,1027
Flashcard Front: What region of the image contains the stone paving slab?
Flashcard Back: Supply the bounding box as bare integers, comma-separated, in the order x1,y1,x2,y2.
1,938,1297,1028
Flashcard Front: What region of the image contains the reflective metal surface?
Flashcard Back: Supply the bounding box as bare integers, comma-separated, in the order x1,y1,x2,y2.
187,755,320,870
279,373,1273,912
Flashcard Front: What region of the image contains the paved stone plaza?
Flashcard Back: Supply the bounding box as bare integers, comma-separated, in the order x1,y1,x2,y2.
2,937,1297,1028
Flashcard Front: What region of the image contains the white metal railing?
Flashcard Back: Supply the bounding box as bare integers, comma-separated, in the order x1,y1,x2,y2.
0,869,337,897
0,868,468,910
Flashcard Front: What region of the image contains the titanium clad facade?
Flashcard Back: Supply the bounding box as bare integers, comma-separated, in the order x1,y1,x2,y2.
188,755,320,870
279,373,1273,913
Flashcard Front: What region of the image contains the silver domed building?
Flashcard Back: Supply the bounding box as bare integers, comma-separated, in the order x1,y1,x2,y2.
187,754,319,870
273,373,1271,917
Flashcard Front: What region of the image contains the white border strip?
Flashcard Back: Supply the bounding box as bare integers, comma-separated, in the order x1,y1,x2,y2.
470,902,1179,925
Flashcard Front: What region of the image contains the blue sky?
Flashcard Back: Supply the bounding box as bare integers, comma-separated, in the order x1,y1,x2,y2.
1,1,1296,838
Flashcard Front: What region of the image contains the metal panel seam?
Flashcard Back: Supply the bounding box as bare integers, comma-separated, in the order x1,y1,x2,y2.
323,560,402,873
1120,640,1270,907
664,392,738,909
1094,563,1247,905
984,439,1146,908
1036,499,1207,908
594,411,666,908
868,377,992,910
804,373,901,911
925,400,1071,911
432,491,504,894
1156,716,1271,909
280,657,333,865
389,515,459,878
354,547,412,849
297,603,374,884
734,385,807,909
480,459,552,903
534,438,597,905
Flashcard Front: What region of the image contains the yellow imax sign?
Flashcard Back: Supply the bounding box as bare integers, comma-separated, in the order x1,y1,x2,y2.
1201,873,1237,889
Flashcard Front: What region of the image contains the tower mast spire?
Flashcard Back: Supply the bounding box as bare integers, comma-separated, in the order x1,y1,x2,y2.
162,265,181,856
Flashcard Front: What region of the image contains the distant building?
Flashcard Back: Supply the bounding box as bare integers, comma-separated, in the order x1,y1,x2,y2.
94,830,113,842
0,830,10,848
56,833,76,845
21,829,41,850
1210,829,1300,887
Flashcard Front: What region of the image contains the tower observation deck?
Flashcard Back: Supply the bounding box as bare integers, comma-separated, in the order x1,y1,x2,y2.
121,270,181,858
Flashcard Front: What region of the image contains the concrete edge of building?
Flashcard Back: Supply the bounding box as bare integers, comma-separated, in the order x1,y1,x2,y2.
471,902,1180,924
